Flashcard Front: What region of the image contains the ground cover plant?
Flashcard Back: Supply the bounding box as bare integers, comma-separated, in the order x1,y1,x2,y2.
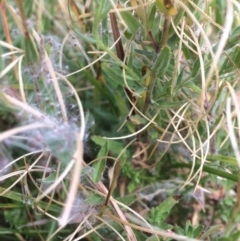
0,0,240,240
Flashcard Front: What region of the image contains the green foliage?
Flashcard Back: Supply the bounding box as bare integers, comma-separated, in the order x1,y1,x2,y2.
120,8,144,36
91,140,109,183
4,208,26,228
175,220,204,238
149,195,182,229
152,46,171,77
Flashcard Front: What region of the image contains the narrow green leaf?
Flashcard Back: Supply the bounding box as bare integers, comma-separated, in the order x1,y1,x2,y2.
215,0,226,27
102,63,144,91
91,135,107,146
0,46,3,74
151,13,161,40
147,4,157,30
225,26,240,50
186,223,194,237
120,9,143,36
171,9,185,35
173,163,238,182
152,46,171,77
185,82,202,94
92,141,109,182
85,193,105,205
91,135,124,156
193,225,204,238
229,230,240,241
23,37,38,64
134,48,155,59
0,187,60,213
0,203,25,208
232,46,240,68
149,195,182,227
191,59,201,79
175,225,186,235
207,155,238,167
74,29,97,43
25,0,34,17
102,17,109,46
37,171,59,184
116,194,137,206
146,236,159,241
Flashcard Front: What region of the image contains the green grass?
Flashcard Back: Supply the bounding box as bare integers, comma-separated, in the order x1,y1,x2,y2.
0,0,240,240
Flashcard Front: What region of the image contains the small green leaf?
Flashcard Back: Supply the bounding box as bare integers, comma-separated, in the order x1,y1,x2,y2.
102,63,144,92
127,114,147,125
186,223,194,237
89,233,102,241
231,46,240,68
25,0,34,17
185,82,202,94
193,225,204,238
85,193,104,205
120,9,143,36
151,13,161,40
37,172,57,184
102,17,109,46
108,140,124,156
215,0,225,26
116,194,137,206
147,4,157,30
146,236,159,241
23,36,38,64
152,46,172,77
91,141,109,182
134,49,155,59
191,59,200,79
75,29,97,44
229,230,240,241
225,26,240,50
91,135,107,147
149,195,182,227
0,187,60,213
175,225,186,235
91,136,124,156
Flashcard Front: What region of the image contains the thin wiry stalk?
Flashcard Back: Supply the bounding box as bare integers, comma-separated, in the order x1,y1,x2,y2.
58,139,83,226
205,0,234,85
0,55,24,78
0,153,44,195
226,91,240,169
35,159,74,202
17,55,27,103
186,25,206,115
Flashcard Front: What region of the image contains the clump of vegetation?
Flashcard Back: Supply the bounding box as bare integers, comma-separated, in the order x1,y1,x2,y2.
0,0,240,240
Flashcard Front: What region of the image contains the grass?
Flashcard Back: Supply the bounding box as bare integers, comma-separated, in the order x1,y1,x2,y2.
0,0,240,240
